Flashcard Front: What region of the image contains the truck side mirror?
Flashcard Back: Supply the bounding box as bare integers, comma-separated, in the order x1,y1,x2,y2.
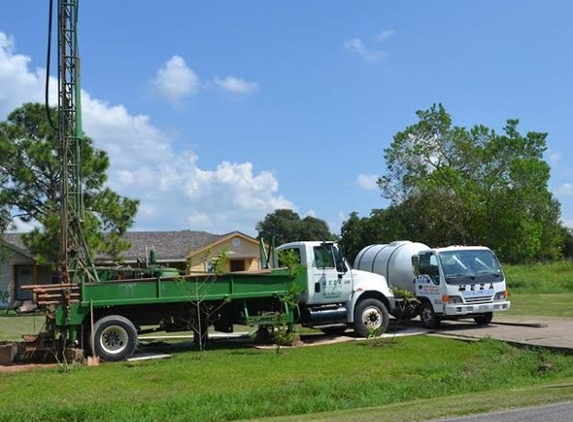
332,244,348,274
412,256,420,275
335,260,347,274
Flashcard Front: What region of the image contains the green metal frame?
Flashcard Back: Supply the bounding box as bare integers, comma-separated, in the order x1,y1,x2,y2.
49,1,300,347
58,0,98,286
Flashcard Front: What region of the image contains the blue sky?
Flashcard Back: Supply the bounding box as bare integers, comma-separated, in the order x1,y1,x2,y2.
1,1,573,236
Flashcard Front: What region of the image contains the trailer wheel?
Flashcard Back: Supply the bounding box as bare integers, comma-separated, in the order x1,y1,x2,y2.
92,315,138,362
420,301,441,329
353,299,389,337
474,312,493,326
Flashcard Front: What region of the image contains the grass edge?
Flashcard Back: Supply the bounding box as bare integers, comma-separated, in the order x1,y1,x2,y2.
248,377,573,422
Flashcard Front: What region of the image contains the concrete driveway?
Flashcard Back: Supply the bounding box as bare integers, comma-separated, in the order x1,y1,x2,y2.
429,315,573,352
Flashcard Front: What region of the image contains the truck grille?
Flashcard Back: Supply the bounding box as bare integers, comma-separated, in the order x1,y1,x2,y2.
465,295,492,304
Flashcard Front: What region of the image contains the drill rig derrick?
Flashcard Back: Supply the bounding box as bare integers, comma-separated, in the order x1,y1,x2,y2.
57,0,98,286
27,0,100,352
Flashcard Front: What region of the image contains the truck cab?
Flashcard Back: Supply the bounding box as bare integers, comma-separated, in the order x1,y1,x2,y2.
276,241,395,336
414,246,511,328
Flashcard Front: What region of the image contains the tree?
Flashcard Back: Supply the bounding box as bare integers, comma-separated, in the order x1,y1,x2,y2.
559,226,573,259
339,210,392,263
375,103,562,263
0,103,139,267
256,209,335,246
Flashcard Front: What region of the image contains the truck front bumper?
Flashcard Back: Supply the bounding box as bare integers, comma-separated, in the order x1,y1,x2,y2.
443,300,511,316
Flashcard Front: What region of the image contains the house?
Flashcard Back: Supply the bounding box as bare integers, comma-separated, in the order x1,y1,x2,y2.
0,233,55,308
0,230,263,309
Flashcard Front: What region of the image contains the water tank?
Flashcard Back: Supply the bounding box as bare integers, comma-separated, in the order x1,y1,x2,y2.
354,241,429,293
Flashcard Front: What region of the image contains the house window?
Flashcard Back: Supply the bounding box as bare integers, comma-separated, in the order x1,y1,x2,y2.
229,260,245,272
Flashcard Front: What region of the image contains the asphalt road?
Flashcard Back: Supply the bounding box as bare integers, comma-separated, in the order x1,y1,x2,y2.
428,401,573,422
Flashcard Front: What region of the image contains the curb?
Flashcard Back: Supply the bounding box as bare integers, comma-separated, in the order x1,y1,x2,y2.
493,321,548,328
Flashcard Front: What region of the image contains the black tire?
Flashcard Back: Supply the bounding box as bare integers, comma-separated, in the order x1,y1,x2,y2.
393,304,417,322
420,301,441,329
252,326,272,344
474,312,493,326
353,298,390,337
320,326,348,336
92,315,138,362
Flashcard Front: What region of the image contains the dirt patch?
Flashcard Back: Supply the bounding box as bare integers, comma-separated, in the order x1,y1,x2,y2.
0,363,57,373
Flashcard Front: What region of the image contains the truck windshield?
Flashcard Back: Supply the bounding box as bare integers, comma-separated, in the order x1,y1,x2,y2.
438,249,503,285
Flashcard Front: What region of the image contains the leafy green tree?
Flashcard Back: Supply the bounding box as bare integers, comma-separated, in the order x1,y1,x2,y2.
339,210,392,263
376,103,562,263
0,103,139,268
256,209,335,246
339,212,366,263
559,226,573,259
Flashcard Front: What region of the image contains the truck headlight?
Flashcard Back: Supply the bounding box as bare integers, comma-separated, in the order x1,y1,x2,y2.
494,291,508,301
447,295,463,304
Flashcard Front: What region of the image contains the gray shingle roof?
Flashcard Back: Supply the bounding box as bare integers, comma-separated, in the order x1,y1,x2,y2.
115,230,222,262
0,232,30,256
1,230,228,263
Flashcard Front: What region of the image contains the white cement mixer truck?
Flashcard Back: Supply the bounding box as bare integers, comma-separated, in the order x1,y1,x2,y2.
354,241,511,328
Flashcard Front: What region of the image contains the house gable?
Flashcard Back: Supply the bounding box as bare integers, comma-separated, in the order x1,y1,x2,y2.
187,231,262,273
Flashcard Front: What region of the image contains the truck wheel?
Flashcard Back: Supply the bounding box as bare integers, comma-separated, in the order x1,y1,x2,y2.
420,302,441,329
92,315,138,362
353,299,389,337
393,304,417,322
474,312,493,326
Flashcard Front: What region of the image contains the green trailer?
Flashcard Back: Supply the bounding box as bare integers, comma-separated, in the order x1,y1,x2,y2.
28,265,301,361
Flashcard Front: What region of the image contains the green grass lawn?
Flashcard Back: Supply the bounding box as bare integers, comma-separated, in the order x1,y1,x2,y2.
502,260,573,318
0,261,572,422
1,336,573,422
504,260,573,294
507,293,573,318
0,312,45,341
253,380,573,422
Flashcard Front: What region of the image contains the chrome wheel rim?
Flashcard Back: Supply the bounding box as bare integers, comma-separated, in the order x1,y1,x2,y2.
99,325,128,355
361,306,382,330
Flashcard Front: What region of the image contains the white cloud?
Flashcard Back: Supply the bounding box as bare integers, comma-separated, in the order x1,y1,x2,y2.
356,173,379,190
6,219,39,233
376,29,395,42
343,38,386,62
150,56,259,104
303,209,316,218
562,219,573,229
0,31,293,235
213,76,259,95
0,33,55,115
547,149,561,164
151,55,199,103
555,183,573,197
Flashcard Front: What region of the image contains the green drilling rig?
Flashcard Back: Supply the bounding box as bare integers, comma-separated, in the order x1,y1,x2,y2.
20,0,394,362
